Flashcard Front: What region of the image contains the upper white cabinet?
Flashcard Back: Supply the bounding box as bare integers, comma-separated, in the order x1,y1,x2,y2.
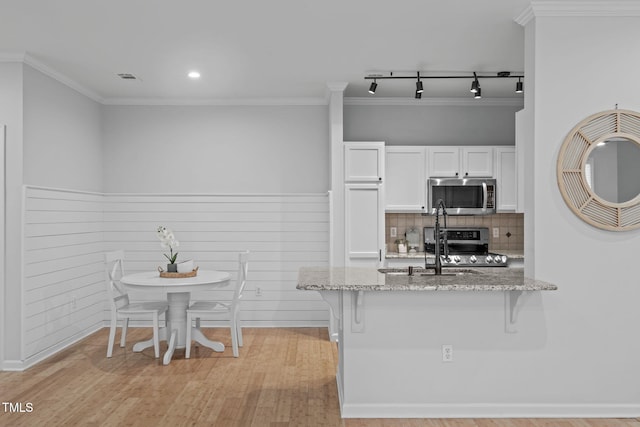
495,146,517,212
462,147,494,177
344,141,385,182
427,147,459,177
384,146,426,212
427,146,494,177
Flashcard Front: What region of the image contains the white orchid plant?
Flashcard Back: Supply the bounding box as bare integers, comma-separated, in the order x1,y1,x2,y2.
157,226,179,264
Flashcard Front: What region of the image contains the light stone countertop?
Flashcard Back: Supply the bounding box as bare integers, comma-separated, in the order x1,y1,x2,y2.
385,251,525,260
297,267,557,292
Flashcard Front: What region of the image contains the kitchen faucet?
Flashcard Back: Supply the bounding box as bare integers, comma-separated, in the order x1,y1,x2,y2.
426,198,449,275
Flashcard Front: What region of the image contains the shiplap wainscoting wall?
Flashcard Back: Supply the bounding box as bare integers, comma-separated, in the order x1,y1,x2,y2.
102,194,330,327
23,187,105,365
19,188,330,368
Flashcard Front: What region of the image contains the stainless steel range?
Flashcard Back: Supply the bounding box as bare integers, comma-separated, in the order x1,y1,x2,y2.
423,226,508,267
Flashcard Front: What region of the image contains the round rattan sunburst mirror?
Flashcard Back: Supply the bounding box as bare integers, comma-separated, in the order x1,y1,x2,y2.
557,109,640,231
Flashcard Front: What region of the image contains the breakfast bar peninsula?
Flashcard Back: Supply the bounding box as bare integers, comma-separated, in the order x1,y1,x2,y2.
297,266,558,418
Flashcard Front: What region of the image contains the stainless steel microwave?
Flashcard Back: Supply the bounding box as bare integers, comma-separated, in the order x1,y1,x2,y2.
427,178,496,215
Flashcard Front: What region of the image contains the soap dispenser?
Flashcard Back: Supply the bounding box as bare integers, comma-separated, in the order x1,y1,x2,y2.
405,227,420,253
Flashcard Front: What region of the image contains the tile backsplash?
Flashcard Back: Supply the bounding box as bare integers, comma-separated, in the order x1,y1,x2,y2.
386,213,524,253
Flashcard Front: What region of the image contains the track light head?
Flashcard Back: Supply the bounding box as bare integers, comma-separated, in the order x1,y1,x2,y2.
415,90,422,99
515,78,523,93
368,80,378,94
415,71,424,94
470,72,479,93
474,87,482,99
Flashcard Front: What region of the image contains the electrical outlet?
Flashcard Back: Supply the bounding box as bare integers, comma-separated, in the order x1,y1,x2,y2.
255,287,262,297
390,227,397,238
493,227,499,238
442,344,453,362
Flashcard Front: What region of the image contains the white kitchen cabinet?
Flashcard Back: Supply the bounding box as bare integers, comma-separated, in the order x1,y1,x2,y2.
384,146,427,212
344,141,384,182
495,146,517,211
427,147,459,177
462,146,494,177
427,146,493,177
345,184,384,267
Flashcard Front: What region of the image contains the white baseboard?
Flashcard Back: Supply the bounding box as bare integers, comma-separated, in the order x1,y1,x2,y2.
2,325,103,371
340,403,640,418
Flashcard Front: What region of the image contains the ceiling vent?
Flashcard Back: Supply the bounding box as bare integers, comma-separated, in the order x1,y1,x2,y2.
117,73,138,80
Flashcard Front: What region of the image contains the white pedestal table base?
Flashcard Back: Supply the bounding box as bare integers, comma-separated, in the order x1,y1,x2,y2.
131,291,225,365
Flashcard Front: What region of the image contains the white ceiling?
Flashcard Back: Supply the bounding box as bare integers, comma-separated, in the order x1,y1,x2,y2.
0,0,530,103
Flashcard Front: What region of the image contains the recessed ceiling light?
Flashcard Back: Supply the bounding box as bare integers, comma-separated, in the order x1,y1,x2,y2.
188,71,201,79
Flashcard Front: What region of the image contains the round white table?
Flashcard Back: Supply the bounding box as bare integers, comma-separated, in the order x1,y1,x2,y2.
120,269,231,365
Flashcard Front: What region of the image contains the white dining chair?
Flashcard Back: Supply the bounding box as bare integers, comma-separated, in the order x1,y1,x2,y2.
105,250,169,358
186,251,249,358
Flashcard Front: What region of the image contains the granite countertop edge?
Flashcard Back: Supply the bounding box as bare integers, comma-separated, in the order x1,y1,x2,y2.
385,251,525,260
296,267,557,292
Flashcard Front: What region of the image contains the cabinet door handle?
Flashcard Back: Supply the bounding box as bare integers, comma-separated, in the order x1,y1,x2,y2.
378,177,382,181
455,172,459,176
465,172,469,176
379,249,382,262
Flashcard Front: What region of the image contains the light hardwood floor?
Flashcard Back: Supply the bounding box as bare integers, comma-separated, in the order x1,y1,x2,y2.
0,327,638,427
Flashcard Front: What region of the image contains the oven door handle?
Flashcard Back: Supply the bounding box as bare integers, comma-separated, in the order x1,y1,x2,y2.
482,182,488,210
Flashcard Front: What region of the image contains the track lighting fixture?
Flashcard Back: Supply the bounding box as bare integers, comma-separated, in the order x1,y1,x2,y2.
368,79,378,94
470,72,479,93
364,70,524,99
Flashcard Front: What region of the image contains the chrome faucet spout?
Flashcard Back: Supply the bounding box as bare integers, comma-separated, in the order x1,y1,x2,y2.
429,199,449,275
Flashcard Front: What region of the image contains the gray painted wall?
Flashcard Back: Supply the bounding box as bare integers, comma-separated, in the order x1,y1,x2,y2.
23,65,103,192
344,104,519,146
102,105,330,194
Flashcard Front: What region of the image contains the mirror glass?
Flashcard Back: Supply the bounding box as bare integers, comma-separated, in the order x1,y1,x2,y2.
585,137,640,203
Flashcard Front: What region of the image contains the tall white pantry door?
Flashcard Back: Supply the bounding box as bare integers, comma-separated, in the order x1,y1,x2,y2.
345,183,384,267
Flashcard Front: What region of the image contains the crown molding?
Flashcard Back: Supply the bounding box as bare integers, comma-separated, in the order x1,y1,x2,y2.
101,97,329,106
344,97,524,108
0,52,27,62
23,53,104,103
0,53,524,108
515,1,640,25
1,50,330,106
0,51,104,102
326,82,349,92
514,5,535,26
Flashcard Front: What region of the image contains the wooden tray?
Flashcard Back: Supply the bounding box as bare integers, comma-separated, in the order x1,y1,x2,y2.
158,266,199,278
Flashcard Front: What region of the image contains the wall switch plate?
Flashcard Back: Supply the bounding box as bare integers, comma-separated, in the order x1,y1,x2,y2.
442,344,453,362
390,227,397,238
493,227,499,238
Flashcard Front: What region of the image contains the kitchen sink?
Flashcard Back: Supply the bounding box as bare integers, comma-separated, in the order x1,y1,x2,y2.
377,267,480,276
